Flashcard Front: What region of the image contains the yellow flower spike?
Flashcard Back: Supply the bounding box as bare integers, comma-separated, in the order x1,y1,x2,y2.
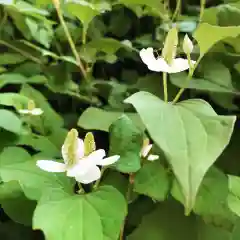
161,27,178,65
63,128,79,166
142,138,150,150
27,100,36,111
84,132,96,156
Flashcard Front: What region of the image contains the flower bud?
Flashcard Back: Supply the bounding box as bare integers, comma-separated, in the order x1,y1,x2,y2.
183,34,193,54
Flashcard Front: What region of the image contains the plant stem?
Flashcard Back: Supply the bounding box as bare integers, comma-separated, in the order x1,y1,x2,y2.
119,174,133,240
171,0,181,22
52,0,87,80
199,0,206,22
93,167,106,190
0,40,42,64
163,72,168,102
172,57,200,104
77,182,85,194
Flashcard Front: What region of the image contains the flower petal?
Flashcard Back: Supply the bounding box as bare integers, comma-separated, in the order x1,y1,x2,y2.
139,48,157,66
169,58,196,73
31,108,43,115
18,109,30,114
62,137,84,164
147,58,171,72
87,149,106,164
97,155,120,166
141,144,153,158
36,160,66,172
75,165,101,184
147,154,159,161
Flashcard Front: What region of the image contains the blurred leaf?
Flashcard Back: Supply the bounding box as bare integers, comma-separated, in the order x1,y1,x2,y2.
134,161,170,201
0,74,46,89
0,147,73,200
78,107,145,132
0,53,27,65
193,23,240,58
109,115,143,173
33,186,126,240
125,92,236,212
0,181,36,226
65,0,111,32
0,109,22,134
228,175,240,217
0,93,29,109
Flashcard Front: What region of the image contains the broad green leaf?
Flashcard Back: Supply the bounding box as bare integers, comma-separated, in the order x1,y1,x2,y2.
227,175,240,217
0,93,29,109
78,107,145,132
134,161,170,201
193,23,240,58
33,186,126,240
109,115,143,173
0,181,36,226
0,109,22,134
172,167,237,229
0,53,27,65
17,134,60,156
125,91,236,212
129,200,231,240
0,147,73,200
0,73,46,89
20,84,64,131
65,0,110,32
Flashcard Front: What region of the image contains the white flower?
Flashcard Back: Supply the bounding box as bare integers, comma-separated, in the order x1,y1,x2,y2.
18,108,43,116
36,130,120,184
139,47,196,73
140,139,159,161
183,34,194,54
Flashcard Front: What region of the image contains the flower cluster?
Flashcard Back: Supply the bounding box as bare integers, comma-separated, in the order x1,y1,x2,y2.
37,129,120,184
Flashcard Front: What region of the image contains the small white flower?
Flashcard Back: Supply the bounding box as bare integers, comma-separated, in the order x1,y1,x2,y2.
140,138,159,161
183,34,194,54
18,108,43,116
36,130,120,184
139,47,196,73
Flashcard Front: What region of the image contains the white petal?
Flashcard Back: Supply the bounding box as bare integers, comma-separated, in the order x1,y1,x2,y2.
141,144,153,158
36,160,66,172
31,108,43,115
139,48,157,66
168,58,196,73
18,109,30,114
66,149,106,177
147,58,171,72
97,155,120,166
62,137,84,164
147,154,159,161
75,166,101,184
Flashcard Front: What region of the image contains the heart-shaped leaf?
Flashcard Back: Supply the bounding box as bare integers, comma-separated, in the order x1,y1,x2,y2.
125,91,236,213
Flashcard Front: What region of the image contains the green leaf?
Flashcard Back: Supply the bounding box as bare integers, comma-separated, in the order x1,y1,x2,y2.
0,73,46,89
193,23,240,58
125,91,236,212
129,200,231,240
0,93,29,109
170,60,238,94
79,37,134,63
134,161,170,201
33,186,126,240
78,107,145,132
0,181,36,226
66,0,111,32
109,115,143,173
0,53,27,65
227,175,240,217
172,167,237,230
0,109,22,134
0,147,72,200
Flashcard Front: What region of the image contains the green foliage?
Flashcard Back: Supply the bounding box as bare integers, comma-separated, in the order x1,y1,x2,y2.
0,0,240,239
